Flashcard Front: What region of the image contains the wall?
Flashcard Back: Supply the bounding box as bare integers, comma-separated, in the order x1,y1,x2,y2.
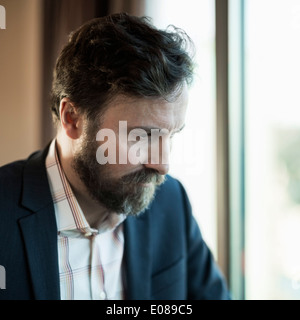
0,0,42,165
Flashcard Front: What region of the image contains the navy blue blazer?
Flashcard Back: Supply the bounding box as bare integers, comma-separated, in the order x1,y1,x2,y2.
0,146,230,300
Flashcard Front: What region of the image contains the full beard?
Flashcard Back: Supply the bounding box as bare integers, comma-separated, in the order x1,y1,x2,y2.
72,130,165,216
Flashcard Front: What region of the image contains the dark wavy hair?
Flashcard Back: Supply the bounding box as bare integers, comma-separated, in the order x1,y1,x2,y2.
51,13,194,123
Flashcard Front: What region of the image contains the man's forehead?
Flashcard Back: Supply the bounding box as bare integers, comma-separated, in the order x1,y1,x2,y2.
100,90,188,131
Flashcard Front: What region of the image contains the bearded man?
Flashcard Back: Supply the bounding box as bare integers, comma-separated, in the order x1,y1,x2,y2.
0,13,230,300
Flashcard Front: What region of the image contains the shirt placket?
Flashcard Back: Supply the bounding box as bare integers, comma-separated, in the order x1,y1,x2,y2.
89,233,106,300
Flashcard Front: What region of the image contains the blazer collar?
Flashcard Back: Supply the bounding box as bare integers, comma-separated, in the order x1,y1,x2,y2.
21,144,53,212
19,144,60,300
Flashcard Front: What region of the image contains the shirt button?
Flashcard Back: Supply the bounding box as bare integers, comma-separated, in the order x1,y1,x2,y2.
99,291,106,300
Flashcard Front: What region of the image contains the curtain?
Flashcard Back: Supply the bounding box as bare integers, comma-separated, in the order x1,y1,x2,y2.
41,0,145,145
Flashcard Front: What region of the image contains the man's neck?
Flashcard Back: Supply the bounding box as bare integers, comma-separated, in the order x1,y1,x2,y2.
70,186,110,229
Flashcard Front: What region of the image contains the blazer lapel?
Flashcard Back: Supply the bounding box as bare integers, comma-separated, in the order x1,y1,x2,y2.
123,212,152,300
19,147,60,300
18,206,60,300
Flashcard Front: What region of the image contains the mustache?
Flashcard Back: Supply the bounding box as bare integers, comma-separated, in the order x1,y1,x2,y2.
121,168,165,185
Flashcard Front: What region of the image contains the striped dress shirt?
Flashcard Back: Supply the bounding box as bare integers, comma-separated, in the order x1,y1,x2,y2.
45,139,126,300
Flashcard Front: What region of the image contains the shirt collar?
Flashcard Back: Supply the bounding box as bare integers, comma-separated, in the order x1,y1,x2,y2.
46,139,126,236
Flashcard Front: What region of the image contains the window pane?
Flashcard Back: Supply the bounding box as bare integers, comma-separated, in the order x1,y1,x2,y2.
245,0,300,299
145,0,217,256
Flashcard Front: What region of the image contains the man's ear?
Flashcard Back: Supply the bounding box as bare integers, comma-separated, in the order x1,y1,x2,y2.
59,98,83,139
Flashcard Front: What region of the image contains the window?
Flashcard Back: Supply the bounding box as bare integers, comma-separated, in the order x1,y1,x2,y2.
244,0,300,299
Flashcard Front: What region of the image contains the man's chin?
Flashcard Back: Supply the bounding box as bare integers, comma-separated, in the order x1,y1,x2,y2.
93,184,157,216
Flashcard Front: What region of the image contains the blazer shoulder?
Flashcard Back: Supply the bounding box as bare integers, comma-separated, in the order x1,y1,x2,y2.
147,174,192,238
0,159,26,191
0,151,42,207
0,151,40,184
152,174,191,211
155,174,186,198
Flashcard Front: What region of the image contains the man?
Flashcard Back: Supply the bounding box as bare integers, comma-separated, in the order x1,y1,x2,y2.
0,13,230,300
